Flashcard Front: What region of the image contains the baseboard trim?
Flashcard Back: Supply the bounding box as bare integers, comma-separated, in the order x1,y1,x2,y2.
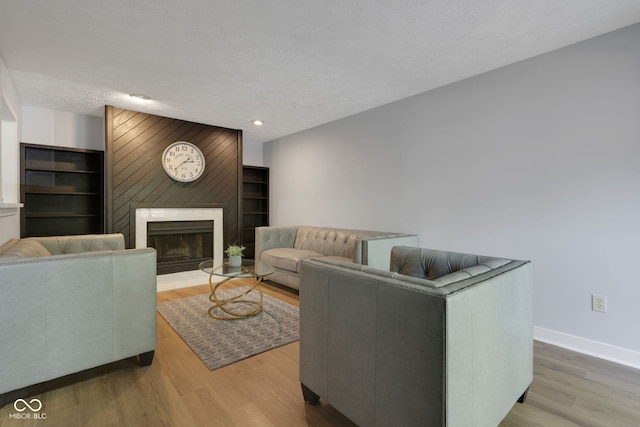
534,326,640,370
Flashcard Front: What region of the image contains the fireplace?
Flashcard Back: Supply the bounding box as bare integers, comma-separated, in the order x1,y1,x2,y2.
147,220,213,274
134,206,224,274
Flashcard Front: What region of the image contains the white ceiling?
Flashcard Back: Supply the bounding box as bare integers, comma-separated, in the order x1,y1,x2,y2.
1,1,640,145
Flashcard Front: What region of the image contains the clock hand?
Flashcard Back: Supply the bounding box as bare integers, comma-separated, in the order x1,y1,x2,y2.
174,157,194,169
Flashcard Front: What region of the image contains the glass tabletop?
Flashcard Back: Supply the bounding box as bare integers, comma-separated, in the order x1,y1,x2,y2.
198,259,275,278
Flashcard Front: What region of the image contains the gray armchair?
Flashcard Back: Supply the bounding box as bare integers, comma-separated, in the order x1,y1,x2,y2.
0,234,157,408
299,246,533,426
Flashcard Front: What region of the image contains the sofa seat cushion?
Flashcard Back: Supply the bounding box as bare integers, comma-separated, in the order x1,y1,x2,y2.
261,248,324,273
0,239,52,259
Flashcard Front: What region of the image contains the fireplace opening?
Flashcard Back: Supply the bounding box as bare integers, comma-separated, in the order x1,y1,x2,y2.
147,220,214,274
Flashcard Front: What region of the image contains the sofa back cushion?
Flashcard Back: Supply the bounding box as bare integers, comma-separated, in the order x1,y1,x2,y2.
0,239,52,259
390,246,509,280
294,226,382,259
34,234,126,255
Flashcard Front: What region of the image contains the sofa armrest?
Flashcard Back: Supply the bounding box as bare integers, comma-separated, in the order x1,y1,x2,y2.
360,234,419,269
255,226,298,263
111,249,158,359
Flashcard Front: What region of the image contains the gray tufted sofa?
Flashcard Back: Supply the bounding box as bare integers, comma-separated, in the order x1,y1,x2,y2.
255,225,419,290
0,234,157,407
300,246,533,426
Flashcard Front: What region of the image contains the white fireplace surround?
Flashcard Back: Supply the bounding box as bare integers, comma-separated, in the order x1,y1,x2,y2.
134,207,224,291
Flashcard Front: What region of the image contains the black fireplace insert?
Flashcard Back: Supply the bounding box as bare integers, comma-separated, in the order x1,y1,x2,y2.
147,220,214,274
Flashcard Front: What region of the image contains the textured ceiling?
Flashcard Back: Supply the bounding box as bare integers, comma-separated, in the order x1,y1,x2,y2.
1,0,640,145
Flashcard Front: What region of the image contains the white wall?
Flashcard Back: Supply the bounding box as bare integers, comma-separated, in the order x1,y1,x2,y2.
265,24,640,366
242,139,264,167
22,106,104,150
0,55,22,243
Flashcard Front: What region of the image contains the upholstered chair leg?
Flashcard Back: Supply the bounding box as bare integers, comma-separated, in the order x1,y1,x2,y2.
0,392,13,410
138,351,155,366
0,387,31,410
518,386,530,403
301,383,320,404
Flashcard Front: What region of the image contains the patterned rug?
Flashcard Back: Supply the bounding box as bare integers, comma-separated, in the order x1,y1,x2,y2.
157,286,299,371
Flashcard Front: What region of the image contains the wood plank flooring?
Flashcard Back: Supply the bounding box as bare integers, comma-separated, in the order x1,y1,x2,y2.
1,280,639,426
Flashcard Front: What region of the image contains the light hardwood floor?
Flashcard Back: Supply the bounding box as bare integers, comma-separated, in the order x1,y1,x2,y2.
1,280,639,426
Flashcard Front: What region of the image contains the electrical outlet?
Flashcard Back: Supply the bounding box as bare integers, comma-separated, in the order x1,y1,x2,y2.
592,294,607,313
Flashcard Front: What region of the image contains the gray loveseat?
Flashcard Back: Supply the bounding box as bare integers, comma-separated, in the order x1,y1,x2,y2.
0,234,157,407
300,246,533,426
255,225,419,290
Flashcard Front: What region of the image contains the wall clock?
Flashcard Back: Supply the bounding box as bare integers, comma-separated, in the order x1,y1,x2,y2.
162,141,206,182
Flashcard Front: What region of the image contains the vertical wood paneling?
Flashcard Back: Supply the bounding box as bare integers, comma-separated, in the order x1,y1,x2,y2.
105,106,241,250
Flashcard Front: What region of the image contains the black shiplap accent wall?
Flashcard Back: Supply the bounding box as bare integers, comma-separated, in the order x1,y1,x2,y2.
105,106,242,248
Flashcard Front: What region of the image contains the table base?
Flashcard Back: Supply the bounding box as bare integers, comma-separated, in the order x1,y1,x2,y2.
208,275,264,320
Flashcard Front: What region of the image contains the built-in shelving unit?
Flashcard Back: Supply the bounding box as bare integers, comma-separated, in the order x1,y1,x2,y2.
241,165,269,259
20,143,104,237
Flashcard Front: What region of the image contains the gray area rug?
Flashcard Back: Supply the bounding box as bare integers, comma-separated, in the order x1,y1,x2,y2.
158,286,299,371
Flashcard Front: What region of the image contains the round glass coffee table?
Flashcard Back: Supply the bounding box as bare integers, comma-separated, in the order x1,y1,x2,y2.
199,259,275,320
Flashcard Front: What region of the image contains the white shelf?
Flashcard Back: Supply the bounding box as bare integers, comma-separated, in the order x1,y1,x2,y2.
0,202,23,217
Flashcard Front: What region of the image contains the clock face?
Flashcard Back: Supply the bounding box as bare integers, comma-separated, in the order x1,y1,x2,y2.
162,141,206,182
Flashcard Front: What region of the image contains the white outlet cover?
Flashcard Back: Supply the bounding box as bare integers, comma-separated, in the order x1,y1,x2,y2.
592,294,607,313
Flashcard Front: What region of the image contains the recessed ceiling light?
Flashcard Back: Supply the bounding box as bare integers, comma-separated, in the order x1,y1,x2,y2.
129,94,150,100
252,119,263,126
